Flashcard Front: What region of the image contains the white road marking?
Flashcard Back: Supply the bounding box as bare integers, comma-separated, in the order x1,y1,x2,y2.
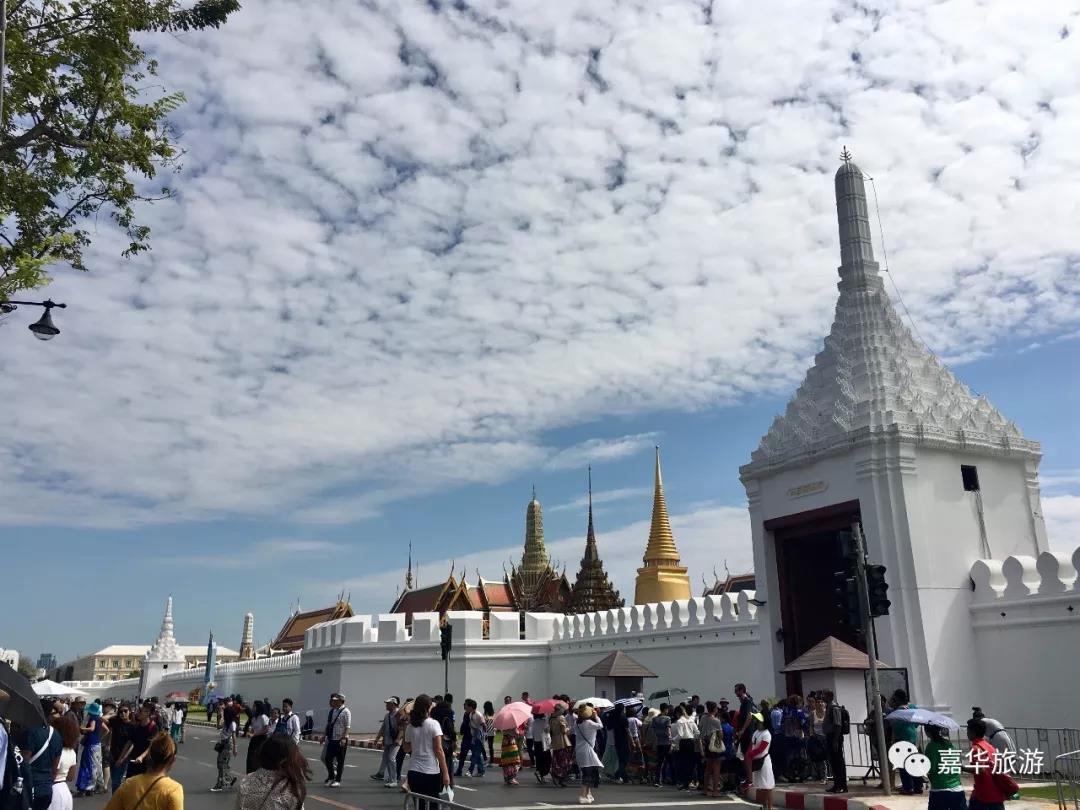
493,802,735,809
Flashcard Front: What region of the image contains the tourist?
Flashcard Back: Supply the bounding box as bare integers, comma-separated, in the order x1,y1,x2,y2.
63,700,85,731
782,695,808,783
50,715,79,810
402,695,450,810
924,724,967,810
395,699,412,785
103,733,181,810
236,733,311,810
650,704,672,787
453,700,473,779
321,693,350,788
431,695,456,781
733,683,757,787
806,695,828,782
19,701,63,810
549,704,573,787
702,701,725,797
503,696,512,706
747,712,775,810
245,701,270,775
672,705,698,791
274,700,300,744
891,690,923,795
627,706,644,783
483,701,496,764
371,696,401,787
605,704,628,784
300,711,314,740
500,725,522,785
75,701,106,796
642,707,659,785
767,699,786,778
970,709,1014,754
531,709,551,783
115,708,153,780
721,709,738,792
168,704,183,745
966,718,1008,810
574,705,603,805
210,705,237,792
822,690,847,794
464,700,486,777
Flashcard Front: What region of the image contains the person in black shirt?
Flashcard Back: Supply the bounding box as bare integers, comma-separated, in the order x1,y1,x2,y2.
734,683,757,786
17,703,63,810
431,695,456,787
610,704,631,784
106,706,134,792
116,709,153,780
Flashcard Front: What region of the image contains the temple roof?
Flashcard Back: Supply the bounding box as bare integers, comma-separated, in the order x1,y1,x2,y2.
781,635,890,672
569,469,624,613
581,651,657,678
271,600,353,651
743,150,1038,477
703,572,756,597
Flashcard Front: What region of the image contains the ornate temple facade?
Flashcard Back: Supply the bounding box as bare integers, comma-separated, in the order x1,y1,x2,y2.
634,447,692,603
389,492,573,631
567,470,624,612
269,599,354,653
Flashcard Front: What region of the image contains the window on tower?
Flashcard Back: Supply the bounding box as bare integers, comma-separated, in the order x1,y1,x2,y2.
961,465,980,492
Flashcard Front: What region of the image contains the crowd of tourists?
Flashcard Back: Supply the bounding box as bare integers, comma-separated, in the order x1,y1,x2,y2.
1,681,1019,810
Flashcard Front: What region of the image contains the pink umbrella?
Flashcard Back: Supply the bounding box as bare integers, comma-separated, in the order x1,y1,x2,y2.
531,698,567,715
494,701,533,731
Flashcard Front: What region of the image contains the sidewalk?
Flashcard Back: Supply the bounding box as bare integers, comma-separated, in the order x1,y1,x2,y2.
770,781,1054,810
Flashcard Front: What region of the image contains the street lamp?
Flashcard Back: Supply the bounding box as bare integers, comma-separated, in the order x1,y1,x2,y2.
0,299,68,340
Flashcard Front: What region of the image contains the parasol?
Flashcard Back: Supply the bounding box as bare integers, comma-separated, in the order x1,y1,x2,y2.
885,708,960,731
530,698,567,715
494,701,533,731
0,662,47,729
573,697,614,710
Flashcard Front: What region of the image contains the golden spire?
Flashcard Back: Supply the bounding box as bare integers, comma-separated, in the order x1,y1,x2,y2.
642,446,680,565
634,445,691,604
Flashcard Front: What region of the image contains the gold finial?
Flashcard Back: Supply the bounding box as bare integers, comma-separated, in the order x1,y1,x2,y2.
840,145,853,164
642,445,680,564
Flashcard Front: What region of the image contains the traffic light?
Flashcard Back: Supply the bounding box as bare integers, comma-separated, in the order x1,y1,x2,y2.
834,562,861,629
866,564,891,617
440,623,453,660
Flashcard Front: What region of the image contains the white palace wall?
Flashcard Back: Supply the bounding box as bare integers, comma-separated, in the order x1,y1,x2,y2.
296,591,769,728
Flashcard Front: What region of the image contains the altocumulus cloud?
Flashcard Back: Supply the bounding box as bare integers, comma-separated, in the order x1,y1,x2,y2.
2,0,1079,528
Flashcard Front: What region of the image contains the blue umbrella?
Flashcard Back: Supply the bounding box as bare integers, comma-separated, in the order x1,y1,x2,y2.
885,707,959,731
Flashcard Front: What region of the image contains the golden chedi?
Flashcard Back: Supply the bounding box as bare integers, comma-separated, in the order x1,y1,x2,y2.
634,446,692,604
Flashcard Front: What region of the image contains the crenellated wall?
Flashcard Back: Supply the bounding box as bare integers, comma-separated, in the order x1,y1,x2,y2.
296,592,768,729
968,549,1080,730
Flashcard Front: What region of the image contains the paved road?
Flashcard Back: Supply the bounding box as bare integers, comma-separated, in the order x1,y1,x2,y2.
76,731,753,810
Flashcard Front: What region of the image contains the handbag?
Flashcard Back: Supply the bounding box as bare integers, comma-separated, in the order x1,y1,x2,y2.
213,742,224,753
708,730,724,754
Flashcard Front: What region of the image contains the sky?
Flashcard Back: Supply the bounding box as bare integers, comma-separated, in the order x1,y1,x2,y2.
2,0,1079,664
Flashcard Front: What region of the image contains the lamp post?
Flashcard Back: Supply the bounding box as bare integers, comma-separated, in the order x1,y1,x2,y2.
0,299,68,340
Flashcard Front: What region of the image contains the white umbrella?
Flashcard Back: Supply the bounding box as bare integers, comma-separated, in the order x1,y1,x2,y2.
32,680,89,698
573,697,614,710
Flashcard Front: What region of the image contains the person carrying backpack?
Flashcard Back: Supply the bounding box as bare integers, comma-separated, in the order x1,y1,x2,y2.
822,690,847,794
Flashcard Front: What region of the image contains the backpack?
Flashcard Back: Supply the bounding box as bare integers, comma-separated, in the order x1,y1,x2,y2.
782,708,804,738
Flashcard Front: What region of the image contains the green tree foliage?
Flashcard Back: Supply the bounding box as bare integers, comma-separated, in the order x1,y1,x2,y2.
17,655,37,678
0,0,239,299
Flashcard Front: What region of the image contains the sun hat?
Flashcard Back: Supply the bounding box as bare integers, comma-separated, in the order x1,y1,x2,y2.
577,705,595,720
86,702,102,717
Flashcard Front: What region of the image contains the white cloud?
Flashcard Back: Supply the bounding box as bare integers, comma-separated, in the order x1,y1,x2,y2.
544,434,660,471
1045,494,1080,553
2,0,1079,528
548,486,650,513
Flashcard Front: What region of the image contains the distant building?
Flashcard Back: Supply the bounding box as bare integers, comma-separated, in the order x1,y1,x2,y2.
702,570,756,598
56,643,240,682
269,600,354,653
37,653,57,671
0,649,19,668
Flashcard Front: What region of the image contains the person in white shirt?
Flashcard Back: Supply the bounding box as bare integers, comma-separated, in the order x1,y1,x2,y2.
403,694,450,810
746,713,774,810
168,704,183,744
322,693,351,788
574,706,603,805
672,705,699,790
245,700,271,774
52,715,80,810
274,699,301,744
211,715,238,792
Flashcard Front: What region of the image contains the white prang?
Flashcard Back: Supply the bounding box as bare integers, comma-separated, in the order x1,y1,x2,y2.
747,160,1038,474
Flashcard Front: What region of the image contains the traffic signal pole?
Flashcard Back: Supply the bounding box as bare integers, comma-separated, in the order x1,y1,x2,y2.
853,522,891,796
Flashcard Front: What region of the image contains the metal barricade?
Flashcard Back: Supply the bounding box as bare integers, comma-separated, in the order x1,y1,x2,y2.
1007,728,1080,780
400,789,478,810
1055,750,1080,810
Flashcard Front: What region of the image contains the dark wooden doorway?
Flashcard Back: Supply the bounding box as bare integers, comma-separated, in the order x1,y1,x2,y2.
766,500,863,695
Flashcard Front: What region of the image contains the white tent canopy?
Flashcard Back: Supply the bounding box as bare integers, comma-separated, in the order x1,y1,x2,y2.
32,680,89,697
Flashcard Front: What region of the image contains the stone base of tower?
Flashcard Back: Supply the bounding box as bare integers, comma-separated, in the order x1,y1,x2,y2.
634,566,691,604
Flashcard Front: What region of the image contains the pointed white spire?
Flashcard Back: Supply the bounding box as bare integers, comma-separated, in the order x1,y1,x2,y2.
743,150,1038,473
146,596,184,662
